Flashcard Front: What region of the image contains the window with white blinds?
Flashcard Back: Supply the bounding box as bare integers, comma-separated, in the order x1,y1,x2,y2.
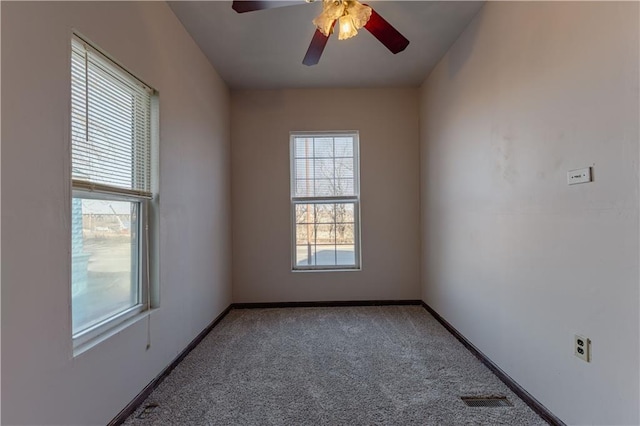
70,35,157,351
290,132,361,270
71,36,154,198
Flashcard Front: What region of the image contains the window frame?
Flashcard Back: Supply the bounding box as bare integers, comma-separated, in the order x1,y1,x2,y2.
70,33,158,351
289,131,362,271
71,190,150,348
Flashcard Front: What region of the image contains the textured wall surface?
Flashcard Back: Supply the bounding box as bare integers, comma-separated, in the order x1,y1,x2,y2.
419,2,639,424
231,88,421,303
1,2,231,424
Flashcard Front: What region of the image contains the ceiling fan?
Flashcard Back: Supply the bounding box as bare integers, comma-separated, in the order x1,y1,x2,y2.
231,0,410,66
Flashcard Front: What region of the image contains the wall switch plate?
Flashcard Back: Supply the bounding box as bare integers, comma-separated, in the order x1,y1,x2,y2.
567,167,592,185
575,335,591,362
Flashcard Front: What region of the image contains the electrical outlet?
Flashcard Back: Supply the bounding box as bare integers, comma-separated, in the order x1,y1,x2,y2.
575,335,591,362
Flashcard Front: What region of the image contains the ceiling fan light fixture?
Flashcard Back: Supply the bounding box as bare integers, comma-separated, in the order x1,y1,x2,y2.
231,0,410,66
313,0,344,36
338,15,358,40
346,0,372,29
313,0,372,39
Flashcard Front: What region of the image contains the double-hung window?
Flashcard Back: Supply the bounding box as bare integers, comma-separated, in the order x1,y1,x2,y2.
290,132,361,270
70,35,157,347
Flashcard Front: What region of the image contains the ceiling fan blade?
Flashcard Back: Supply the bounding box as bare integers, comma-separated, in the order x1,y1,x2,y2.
363,6,410,54
303,28,330,66
232,1,306,13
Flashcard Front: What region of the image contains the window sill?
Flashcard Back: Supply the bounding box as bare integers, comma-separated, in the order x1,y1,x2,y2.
292,267,362,273
73,308,159,358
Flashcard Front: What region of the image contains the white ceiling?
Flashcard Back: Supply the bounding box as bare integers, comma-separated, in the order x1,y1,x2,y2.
168,1,484,89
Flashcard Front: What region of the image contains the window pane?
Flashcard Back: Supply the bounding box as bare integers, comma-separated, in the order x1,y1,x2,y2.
71,39,152,195
291,135,356,198
296,245,316,266
315,245,337,266
336,223,354,244
295,179,314,197
316,224,335,245
295,224,315,245
295,158,314,180
336,179,355,196
293,201,357,268
315,203,335,223
314,138,333,157
295,137,313,158
315,179,335,196
335,203,355,223
72,198,139,335
334,137,354,157
314,158,334,179
295,203,315,224
336,245,356,265
335,157,354,178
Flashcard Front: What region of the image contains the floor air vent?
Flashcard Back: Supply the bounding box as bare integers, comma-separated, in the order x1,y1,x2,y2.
136,403,159,419
461,396,513,407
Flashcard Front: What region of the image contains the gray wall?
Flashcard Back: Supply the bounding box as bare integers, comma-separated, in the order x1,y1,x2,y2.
231,89,421,302
1,2,232,424
419,2,639,424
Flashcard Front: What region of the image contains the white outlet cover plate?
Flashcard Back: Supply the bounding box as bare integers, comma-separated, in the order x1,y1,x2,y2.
575,334,590,362
567,167,592,185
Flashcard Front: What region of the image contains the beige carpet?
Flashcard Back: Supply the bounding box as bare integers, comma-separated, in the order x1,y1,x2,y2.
124,306,547,425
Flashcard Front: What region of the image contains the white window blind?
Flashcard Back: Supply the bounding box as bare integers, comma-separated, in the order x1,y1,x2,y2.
71,37,154,198
292,136,357,198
